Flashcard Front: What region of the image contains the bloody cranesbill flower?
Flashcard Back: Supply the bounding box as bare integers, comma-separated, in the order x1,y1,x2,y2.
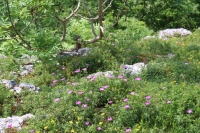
125,128,131,132
97,127,102,130
145,96,151,100
124,105,130,109
124,98,128,102
107,117,113,121
54,98,60,102
145,102,150,106
76,101,81,105
187,109,192,114
85,121,90,125
68,90,73,94
118,75,123,79
135,77,141,81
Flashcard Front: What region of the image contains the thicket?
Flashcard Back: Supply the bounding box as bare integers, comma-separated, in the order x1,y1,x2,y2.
125,0,200,31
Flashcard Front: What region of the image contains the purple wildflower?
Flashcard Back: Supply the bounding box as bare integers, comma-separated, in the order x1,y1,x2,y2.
76,101,81,105
124,105,130,109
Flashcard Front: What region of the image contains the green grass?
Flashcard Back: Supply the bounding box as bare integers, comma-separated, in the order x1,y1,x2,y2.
0,29,200,133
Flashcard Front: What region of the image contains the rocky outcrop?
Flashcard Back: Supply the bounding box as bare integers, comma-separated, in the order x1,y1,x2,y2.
158,28,192,39
121,62,146,76
0,80,40,93
0,114,35,133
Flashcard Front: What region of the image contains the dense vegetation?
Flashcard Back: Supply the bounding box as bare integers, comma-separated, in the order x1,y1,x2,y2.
0,0,200,133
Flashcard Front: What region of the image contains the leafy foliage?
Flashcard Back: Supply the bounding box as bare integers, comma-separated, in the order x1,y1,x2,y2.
126,0,200,31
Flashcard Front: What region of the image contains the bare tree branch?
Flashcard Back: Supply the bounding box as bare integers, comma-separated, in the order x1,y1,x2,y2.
98,0,103,39
5,0,32,49
103,0,113,12
75,0,113,21
55,0,81,41
83,0,97,37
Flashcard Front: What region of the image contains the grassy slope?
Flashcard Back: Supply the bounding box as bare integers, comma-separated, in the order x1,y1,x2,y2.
0,29,200,133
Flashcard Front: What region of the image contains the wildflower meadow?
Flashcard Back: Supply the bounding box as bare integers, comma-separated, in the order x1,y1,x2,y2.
1,28,200,133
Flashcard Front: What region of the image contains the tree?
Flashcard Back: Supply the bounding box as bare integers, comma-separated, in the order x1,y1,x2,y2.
0,0,116,52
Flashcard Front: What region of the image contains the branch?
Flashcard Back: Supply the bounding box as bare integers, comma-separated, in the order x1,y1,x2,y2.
85,0,108,44
98,0,103,39
75,0,113,20
5,0,32,49
55,0,81,41
83,0,97,37
103,0,113,12
21,17,34,33
64,0,81,22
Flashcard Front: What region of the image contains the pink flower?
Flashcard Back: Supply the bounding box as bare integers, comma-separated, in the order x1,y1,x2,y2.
124,105,130,109
124,78,127,82
107,117,113,121
90,76,97,81
97,127,102,130
76,101,81,105
130,92,135,95
85,121,90,125
30,130,35,133
61,78,65,81
111,44,115,46
108,75,115,79
145,96,151,100
103,85,108,89
125,128,131,132
108,101,113,104
68,90,73,94
82,104,87,108
100,88,104,91
54,98,60,102
118,75,123,79
124,98,128,102
66,82,71,84
53,80,57,83
82,68,87,71
74,69,80,73
86,98,90,101
86,64,89,66
145,102,150,106
78,91,84,95
62,67,65,70
135,77,141,81
86,75,92,79
72,82,77,86
187,109,192,114
121,66,127,69
7,123,12,128
167,100,171,104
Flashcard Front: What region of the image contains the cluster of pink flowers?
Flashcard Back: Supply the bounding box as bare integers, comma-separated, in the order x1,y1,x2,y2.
99,85,109,91
74,67,87,73
145,95,151,106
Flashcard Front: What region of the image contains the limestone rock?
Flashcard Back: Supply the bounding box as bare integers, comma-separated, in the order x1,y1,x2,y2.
121,62,146,76
158,28,192,39
0,114,35,133
5,80,17,89
19,82,40,92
